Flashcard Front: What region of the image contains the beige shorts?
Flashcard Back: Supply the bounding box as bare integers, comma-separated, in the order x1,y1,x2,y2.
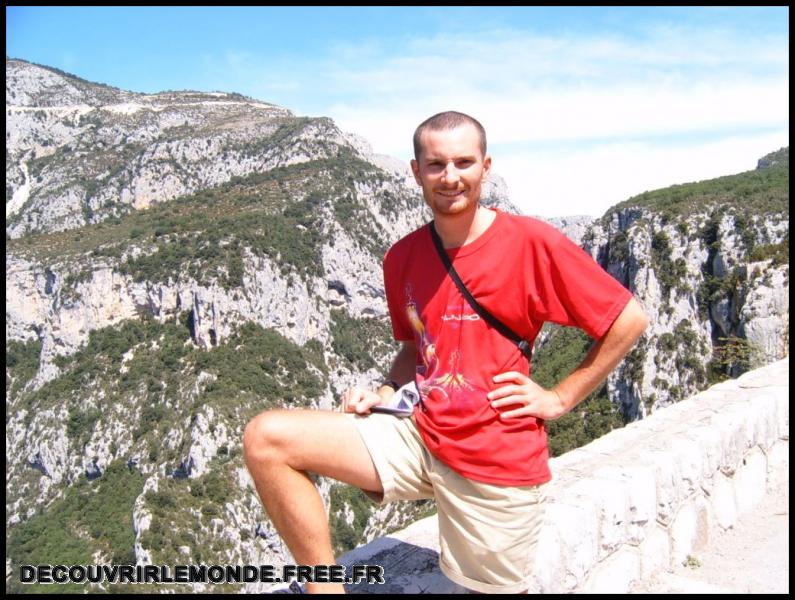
346,413,547,594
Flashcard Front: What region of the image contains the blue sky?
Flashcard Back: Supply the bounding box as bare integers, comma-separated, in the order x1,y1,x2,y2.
7,6,789,218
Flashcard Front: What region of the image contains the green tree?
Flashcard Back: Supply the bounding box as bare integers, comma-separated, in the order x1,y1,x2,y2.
707,336,761,382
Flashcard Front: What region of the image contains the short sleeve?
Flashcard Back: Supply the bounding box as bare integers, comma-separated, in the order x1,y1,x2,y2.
383,247,414,341
536,231,632,339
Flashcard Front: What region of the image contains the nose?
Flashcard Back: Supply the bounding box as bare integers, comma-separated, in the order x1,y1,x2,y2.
441,162,460,185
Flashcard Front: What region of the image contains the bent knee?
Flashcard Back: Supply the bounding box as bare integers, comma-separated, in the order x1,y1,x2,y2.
242,410,292,464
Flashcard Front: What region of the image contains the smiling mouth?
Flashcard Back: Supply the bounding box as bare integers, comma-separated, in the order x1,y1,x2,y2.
437,190,465,197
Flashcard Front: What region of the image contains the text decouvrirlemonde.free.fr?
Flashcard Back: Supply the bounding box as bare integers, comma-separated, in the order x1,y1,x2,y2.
19,564,386,585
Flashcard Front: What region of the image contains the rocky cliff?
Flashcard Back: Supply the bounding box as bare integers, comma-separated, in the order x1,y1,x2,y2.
580,159,789,420
5,57,788,592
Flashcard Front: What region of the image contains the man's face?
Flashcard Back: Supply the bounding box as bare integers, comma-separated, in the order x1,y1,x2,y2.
410,123,491,218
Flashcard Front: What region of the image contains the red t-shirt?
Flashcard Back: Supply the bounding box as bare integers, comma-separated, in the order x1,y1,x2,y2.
383,209,632,486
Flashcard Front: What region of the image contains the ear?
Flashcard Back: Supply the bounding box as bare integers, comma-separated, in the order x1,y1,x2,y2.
481,155,492,181
410,159,422,186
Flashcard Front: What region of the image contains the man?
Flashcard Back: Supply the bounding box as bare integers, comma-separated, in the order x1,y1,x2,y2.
243,111,649,594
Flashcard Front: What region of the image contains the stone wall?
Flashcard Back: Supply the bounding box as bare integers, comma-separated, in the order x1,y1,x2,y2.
330,357,789,594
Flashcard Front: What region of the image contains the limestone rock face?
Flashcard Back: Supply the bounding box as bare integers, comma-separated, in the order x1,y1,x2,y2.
581,206,788,418
542,215,597,247
739,263,789,360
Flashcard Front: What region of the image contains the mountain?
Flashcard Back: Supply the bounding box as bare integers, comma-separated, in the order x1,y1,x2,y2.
5,57,789,592
6,58,517,239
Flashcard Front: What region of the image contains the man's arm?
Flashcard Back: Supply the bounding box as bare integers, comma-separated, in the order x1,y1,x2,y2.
343,340,417,414
488,297,649,420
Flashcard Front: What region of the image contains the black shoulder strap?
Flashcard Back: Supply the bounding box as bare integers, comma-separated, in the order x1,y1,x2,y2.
429,221,531,360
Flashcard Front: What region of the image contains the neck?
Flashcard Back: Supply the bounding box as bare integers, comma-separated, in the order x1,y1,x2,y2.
433,206,495,248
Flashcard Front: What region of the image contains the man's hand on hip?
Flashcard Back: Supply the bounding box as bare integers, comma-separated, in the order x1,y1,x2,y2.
488,371,567,420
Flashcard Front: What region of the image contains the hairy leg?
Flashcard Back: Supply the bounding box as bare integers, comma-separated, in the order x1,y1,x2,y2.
243,409,383,594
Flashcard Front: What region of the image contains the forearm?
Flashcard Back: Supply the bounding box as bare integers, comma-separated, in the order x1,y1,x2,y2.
376,341,417,401
553,298,649,415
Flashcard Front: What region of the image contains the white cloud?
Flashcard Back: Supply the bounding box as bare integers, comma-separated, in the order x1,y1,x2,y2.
328,77,787,156
315,25,787,217
212,19,788,218
497,128,789,218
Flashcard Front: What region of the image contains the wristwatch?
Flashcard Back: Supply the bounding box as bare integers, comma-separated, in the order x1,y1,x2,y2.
380,379,400,391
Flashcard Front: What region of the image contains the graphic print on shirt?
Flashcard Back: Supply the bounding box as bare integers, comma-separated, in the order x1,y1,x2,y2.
423,348,475,403
404,284,438,376
404,286,484,413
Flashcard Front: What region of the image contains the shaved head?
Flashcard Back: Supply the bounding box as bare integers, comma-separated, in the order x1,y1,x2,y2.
413,111,487,160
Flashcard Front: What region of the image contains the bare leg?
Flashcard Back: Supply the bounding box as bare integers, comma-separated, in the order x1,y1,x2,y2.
243,409,383,594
